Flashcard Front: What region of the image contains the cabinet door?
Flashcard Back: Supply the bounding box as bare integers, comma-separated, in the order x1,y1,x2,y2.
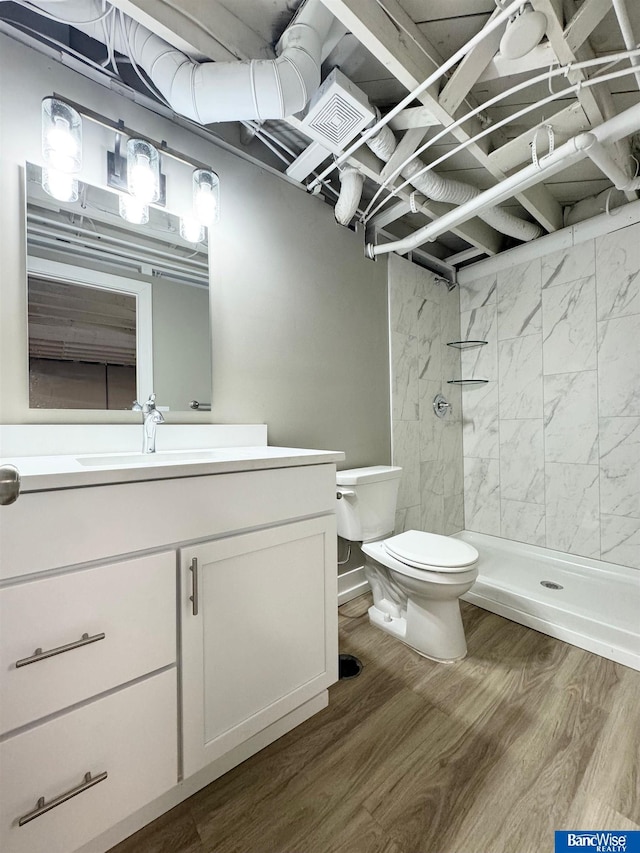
180,516,338,778
0,669,177,853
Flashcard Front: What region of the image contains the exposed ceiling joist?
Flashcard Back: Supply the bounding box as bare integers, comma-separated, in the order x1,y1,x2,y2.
286,141,331,182
320,0,563,232
563,0,612,53
478,42,556,82
531,0,636,201
350,147,502,254
446,246,486,265
380,127,430,182
438,9,505,115
488,101,591,171
370,200,411,228
388,107,439,131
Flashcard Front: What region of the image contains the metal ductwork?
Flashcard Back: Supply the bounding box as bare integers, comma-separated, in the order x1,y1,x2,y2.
366,123,543,243
25,0,334,123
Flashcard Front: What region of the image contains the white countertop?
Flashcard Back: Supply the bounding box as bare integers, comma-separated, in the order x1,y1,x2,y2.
1,446,345,492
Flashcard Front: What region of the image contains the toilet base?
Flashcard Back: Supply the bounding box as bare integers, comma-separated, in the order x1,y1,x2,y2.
367,596,468,662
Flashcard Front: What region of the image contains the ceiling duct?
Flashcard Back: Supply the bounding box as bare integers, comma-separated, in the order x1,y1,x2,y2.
366,123,543,243
22,0,334,123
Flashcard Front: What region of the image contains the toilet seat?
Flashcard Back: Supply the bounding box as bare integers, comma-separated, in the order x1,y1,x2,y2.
383,530,478,573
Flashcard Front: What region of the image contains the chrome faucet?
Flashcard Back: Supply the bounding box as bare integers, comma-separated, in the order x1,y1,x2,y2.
132,393,165,454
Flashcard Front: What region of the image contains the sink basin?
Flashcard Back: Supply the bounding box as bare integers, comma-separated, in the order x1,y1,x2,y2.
78,450,227,467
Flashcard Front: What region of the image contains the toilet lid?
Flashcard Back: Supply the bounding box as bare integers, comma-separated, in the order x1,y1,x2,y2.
384,530,478,572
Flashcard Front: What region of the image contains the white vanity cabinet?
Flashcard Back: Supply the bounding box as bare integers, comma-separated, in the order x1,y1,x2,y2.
0,445,341,853
0,552,178,853
180,515,338,777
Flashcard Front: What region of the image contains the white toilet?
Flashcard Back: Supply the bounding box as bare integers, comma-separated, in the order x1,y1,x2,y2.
336,465,479,662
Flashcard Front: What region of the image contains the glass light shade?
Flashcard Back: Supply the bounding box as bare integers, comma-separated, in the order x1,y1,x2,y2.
42,97,82,174
180,216,205,243
193,169,220,226
42,168,78,202
127,138,160,204
119,194,149,225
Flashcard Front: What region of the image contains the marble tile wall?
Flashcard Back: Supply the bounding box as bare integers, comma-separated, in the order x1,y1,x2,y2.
389,255,464,536
460,222,640,569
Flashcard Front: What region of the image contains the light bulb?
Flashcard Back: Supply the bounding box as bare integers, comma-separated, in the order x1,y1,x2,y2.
42,98,82,173
180,216,205,243
127,139,160,204
42,168,78,202
119,194,149,225
193,169,220,226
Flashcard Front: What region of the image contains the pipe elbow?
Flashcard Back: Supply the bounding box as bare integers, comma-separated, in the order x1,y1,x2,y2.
335,167,365,225
574,132,597,152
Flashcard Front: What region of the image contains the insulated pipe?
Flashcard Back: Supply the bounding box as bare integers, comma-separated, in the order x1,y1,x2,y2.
26,0,333,122
612,0,640,91
366,125,542,242
366,100,640,257
577,133,640,191
334,167,365,225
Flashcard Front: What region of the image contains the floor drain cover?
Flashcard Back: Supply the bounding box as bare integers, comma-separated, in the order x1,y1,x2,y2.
338,654,363,680
540,580,564,590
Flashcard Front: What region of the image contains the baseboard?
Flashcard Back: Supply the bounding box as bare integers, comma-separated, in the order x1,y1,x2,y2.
338,565,369,605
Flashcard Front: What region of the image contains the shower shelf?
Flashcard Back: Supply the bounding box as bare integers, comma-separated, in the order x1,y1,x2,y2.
446,340,488,349
447,379,489,386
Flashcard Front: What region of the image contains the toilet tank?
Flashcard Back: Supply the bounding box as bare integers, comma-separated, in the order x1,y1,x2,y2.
335,466,402,542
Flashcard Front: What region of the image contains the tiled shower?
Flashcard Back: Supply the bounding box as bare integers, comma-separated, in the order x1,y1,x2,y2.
389,254,464,537
390,220,640,571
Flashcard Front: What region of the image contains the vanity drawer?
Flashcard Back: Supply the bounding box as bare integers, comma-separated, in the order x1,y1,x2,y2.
0,551,176,735
0,463,336,577
0,668,177,853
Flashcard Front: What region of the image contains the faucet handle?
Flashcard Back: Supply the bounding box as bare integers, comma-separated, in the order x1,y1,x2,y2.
132,400,143,412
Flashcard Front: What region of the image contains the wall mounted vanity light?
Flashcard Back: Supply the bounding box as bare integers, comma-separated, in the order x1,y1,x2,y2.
192,168,220,226
41,97,82,201
39,95,220,241
119,194,149,225
179,216,205,243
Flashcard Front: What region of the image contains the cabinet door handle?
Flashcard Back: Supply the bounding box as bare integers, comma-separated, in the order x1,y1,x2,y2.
15,632,106,668
189,557,199,616
18,770,108,826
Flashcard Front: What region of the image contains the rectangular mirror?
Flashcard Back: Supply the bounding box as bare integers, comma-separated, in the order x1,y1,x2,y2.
26,162,212,412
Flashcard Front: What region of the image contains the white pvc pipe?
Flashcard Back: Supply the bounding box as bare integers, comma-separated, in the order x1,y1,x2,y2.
361,48,640,224
579,134,640,191
612,0,640,91
306,0,526,191
26,0,334,122
366,99,640,257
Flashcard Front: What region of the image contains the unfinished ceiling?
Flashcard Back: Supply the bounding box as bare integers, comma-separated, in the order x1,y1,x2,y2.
3,0,640,273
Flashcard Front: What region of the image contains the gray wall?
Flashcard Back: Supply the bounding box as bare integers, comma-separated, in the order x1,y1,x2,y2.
460,228,640,570
0,36,390,468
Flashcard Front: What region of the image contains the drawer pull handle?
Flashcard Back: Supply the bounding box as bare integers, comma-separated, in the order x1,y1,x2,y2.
18,771,108,826
189,557,199,616
15,632,106,668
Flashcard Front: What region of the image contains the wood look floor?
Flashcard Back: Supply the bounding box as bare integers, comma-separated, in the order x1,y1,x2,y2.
109,598,640,853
